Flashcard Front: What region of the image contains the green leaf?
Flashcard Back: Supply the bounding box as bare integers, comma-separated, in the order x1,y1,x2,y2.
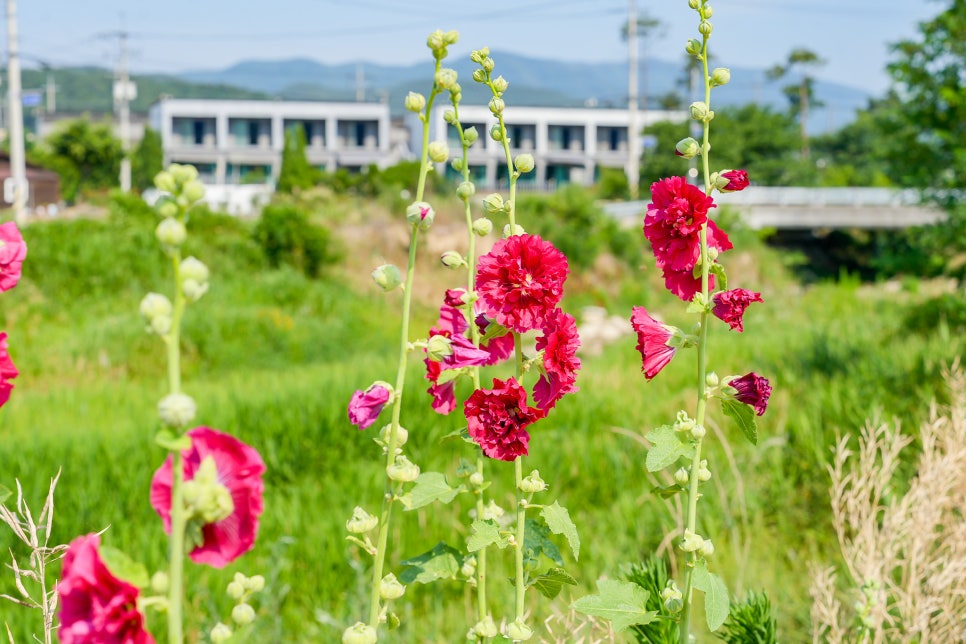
467,519,508,552
645,425,694,472
98,546,150,588
721,399,759,445
155,429,191,452
540,501,580,561
692,560,730,632
399,472,462,511
528,567,577,599
524,518,564,566
709,263,728,293
572,578,657,632
0,484,11,505
399,542,462,584
651,483,686,499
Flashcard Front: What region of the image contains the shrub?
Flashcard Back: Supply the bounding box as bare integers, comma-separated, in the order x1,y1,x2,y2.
251,204,339,278
596,167,630,200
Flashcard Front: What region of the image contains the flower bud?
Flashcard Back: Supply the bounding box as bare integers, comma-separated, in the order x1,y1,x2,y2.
470,48,489,63
492,76,509,94
675,137,701,159
346,506,379,534
463,126,479,146
444,30,459,45
482,57,494,73
460,555,477,577
702,5,714,18
154,171,176,193
371,264,403,292
171,163,199,184
514,153,535,174
488,97,505,116
210,623,233,643
661,581,684,612
481,500,505,521
506,618,534,641
151,315,172,336
379,423,408,448
473,616,498,638
468,471,485,487
428,141,449,164
716,168,750,193
157,200,179,219
681,529,704,553
472,218,493,237
156,218,187,247
247,575,265,592
690,101,710,121
426,334,454,361
699,538,715,557
673,467,690,485
342,623,377,644
451,157,465,172
688,0,699,8
697,460,712,482
706,372,720,387
379,573,406,600
406,201,435,230
150,571,169,594
158,392,197,428
482,193,505,214
180,257,209,284
387,455,420,482
440,250,466,269
449,83,462,101
182,279,209,302
710,67,731,87
227,580,245,599
519,469,547,493
685,38,702,56
691,423,706,439
231,603,256,626
489,124,504,142
435,68,458,90
472,68,487,83
698,20,713,35
456,181,475,201
140,292,173,321
405,92,427,114
503,223,525,238
182,180,205,204
442,108,456,125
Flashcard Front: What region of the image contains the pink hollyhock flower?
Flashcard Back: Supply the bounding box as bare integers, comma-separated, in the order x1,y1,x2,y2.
0,221,26,292
424,303,493,415
426,358,457,414
659,221,733,302
631,306,679,380
712,288,763,332
719,169,749,193
348,382,393,430
643,176,716,272
0,332,18,408
533,309,581,410
444,288,468,308
150,427,266,568
476,234,569,333
475,310,515,365
57,533,155,644
465,377,543,461
727,372,772,416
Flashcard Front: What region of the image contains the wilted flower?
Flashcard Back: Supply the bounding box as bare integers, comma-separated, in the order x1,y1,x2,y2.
348,382,393,430
712,288,763,332
725,372,772,416
631,307,679,380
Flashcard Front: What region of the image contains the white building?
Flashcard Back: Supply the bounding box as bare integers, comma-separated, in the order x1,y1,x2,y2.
409,104,687,190
148,98,393,185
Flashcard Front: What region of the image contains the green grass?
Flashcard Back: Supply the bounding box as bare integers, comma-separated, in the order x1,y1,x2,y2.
0,197,960,642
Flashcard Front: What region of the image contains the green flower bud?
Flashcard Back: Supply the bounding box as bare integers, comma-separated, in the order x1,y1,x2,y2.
710,67,731,87
435,68,458,90
482,57,494,73
681,529,704,553
210,623,233,643
342,623,377,644
697,459,712,481
182,179,205,204
503,223,525,238
460,555,477,578
180,257,209,284
444,30,459,45
443,109,457,125
699,538,715,557
154,171,176,193
387,455,420,482
472,68,487,83
468,471,485,487
440,250,466,269
426,30,445,51
346,506,379,534
227,580,245,599
463,126,479,145
150,571,169,594
506,618,534,641
158,392,197,429
470,48,489,63
405,92,427,113
673,467,690,485
661,580,684,612
706,372,719,387
472,218,493,237
247,575,265,592
688,0,700,8
675,137,701,159
699,20,713,35
482,193,505,214
473,616,498,639
481,500,504,521
371,264,403,292
491,76,509,94
379,573,406,600
182,279,209,302
170,163,199,184
690,101,710,121
685,38,702,56
231,603,255,626
157,199,179,219
426,334,454,361
140,292,173,321
451,157,465,172
406,201,435,230
702,5,714,19
150,315,172,336
379,423,408,449
456,181,475,201
183,457,234,524
488,96,505,115
691,423,706,439
428,141,450,163
156,218,187,248
519,469,547,493
514,153,535,174
489,124,504,142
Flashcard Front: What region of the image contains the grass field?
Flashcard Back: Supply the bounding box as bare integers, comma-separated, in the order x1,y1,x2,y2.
0,191,959,641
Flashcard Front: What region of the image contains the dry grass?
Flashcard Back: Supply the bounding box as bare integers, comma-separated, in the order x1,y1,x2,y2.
810,364,966,643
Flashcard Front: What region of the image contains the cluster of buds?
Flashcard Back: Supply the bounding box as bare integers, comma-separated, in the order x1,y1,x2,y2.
210,573,266,641
672,410,706,440
140,292,173,336
680,529,715,558
426,29,458,60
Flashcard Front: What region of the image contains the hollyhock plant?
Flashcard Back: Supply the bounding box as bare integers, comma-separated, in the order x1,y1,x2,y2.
631,306,681,380
348,382,393,430
0,332,18,408
726,372,773,416
644,176,721,272
718,169,749,192
465,377,543,461
150,427,266,568
0,221,27,292
533,308,581,410
712,288,763,332
475,233,569,333
57,533,154,644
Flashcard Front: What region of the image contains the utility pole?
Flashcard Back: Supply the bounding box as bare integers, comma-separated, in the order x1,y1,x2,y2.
114,30,134,192
44,64,55,114
6,0,27,225
627,0,640,199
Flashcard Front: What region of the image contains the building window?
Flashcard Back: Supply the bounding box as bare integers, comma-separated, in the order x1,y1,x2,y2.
193,120,204,145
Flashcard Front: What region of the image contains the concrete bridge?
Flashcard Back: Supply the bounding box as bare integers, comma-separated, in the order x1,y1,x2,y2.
603,187,945,230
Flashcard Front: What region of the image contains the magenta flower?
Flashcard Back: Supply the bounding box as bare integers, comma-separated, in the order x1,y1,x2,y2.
712,288,763,332
424,302,493,415
0,332,18,409
0,221,26,292
727,372,772,416
719,169,749,193
475,309,515,365
150,427,266,568
533,308,581,410
644,176,715,272
631,307,679,380
57,534,155,644
476,234,569,333
465,377,544,461
348,382,393,430
444,288,468,308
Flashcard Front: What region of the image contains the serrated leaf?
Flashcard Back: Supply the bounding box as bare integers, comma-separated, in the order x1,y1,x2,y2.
528,567,577,599
0,484,11,505
99,547,150,588
572,578,657,632
387,612,400,630
524,518,563,566
709,263,728,293
721,399,758,445
400,472,462,511
540,501,580,561
155,430,192,452
651,483,686,499
692,560,730,631
399,542,462,584
467,519,508,552
645,425,694,472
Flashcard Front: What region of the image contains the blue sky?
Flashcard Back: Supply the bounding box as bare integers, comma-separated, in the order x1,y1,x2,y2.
12,0,939,94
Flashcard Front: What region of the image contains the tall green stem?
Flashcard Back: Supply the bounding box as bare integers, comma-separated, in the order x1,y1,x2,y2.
513,457,526,619
166,252,186,644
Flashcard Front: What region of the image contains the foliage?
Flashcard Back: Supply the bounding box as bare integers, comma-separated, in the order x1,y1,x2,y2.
277,125,318,194
765,48,825,156
251,203,340,278
901,293,966,335
716,592,777,643
809,107,893,187
38,119,121,202
130,127,164,193
596,167,630,200
625,557,680,644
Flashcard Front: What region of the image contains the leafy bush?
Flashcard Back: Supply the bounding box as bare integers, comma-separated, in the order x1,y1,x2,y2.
277,125,319,194
252,204,340,278
596,167,630,200
901,293,966,335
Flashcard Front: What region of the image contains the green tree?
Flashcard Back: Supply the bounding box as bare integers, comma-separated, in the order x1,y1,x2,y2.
39,119,121,203
766,48,825,158
131,126,163,192
277,124,317,193
810,105,893,187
